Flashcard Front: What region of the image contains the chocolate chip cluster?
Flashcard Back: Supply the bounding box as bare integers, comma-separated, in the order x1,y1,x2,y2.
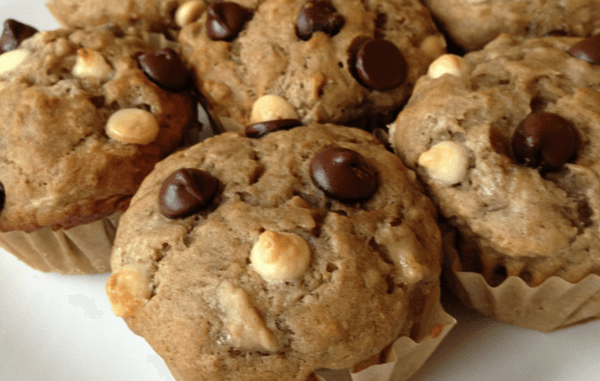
158,135,379,220
202,0,408,92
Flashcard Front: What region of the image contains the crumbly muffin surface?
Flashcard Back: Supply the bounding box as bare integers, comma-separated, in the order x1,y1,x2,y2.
0,26,193,231
389,34,600,286
178,0,446,127
422,0,600,52
46,0,191,33
109,125,441,381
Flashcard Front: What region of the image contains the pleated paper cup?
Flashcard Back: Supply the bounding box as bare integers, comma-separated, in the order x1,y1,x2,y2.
0,213,120,275
443,230,600,332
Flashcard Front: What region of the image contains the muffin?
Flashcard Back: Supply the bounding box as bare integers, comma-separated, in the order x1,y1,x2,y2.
0,22,194,274
178,0,446,130
106,124,447,381
421,0,600,52
389,34,600,331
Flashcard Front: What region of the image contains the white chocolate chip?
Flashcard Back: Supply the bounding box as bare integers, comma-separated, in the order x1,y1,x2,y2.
175,0,206,27
105,264,153,317
219,116,245,133
250,231,311,282
71,48,112,80
217,281,278,351
250,95,298,124
418,141,470,185
0,49,30,76
105,108,160,145
427,54,472,79
419,34,447,60
375,225,424,283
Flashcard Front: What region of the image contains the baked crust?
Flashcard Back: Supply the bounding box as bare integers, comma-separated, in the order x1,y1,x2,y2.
110,124,442,381
0,26,193,231
390,34,600,286
178,0,445,127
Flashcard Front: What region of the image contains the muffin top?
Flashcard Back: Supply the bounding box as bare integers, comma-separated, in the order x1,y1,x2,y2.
0,25,193,232
46,0,193,34
389,34,600,286
422,0,600,52
178,0,446,128
107,124,441,381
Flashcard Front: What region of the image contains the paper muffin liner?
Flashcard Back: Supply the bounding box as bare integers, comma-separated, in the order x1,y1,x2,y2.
443,230,600,332
0,213,121,275
315,285,456,381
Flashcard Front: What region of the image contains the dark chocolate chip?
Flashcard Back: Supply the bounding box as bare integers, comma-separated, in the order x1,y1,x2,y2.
159,168,219,219
295,1,344,41
348,37,406,91
511,112,578,171
206,2,249,41
245,119,302,138
0,19,38,54
310,147,377,202
568,35,600,65
0,182,4,212
138,48,190,92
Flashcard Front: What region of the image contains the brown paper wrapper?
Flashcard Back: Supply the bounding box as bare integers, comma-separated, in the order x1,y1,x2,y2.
443,230,600,332
0,213,120,275
315,286,456,381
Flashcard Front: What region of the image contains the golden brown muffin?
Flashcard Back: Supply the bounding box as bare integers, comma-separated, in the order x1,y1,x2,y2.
0,24,193,273
390,34,600,288
107,124,442,381
178,0,446,129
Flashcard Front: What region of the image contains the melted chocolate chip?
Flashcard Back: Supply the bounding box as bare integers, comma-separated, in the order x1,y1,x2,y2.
245,119,302,138
0,19,38,54
296,1,344,41
568,35,600,65
138,48,190,92
347,37,406,91
206,2,249,41
511,112,578,171
310,147,377,202
159,168,219,219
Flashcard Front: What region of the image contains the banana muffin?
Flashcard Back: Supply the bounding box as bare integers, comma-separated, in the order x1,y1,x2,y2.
106,124,442,381
390,34,600,288
0,22,193,273
178,0,446,129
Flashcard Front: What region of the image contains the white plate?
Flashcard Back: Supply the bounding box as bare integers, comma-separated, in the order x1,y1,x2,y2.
1,1,599,380
3,251,600,381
